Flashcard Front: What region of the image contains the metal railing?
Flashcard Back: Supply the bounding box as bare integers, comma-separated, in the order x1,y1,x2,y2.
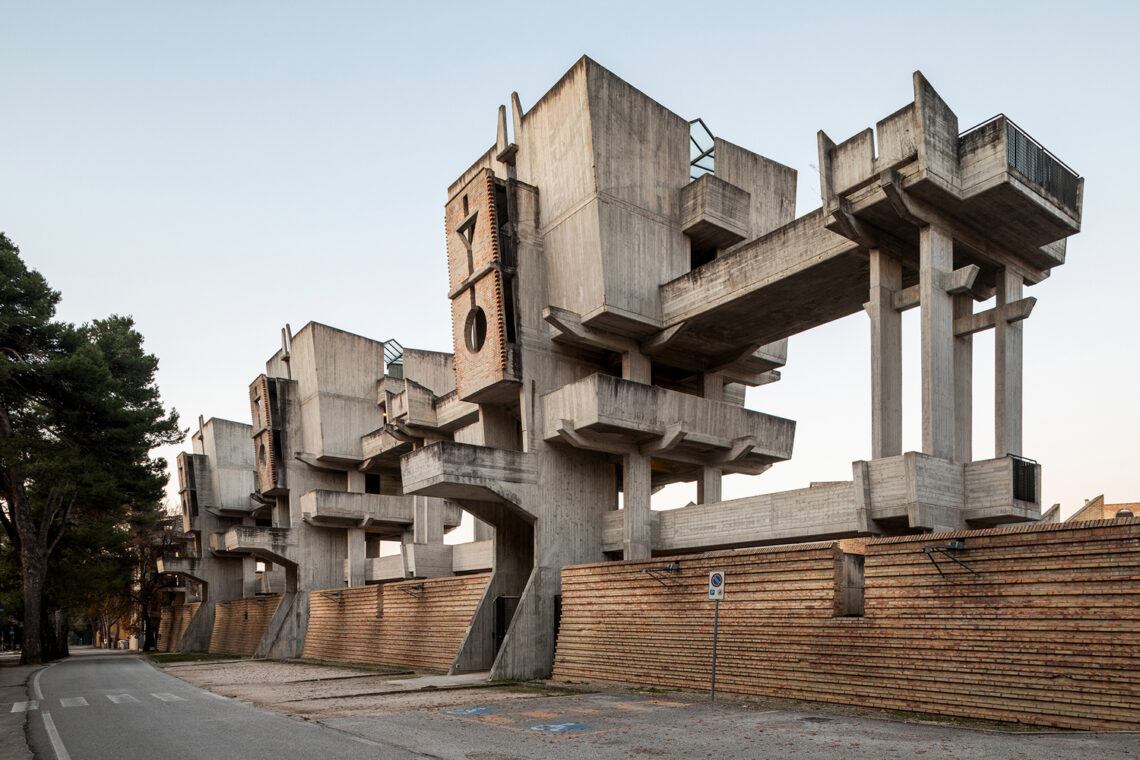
960,115,1080,214
383,338,404,378
1006,119,1080,213
1009,454,1038,503
689,118,715,180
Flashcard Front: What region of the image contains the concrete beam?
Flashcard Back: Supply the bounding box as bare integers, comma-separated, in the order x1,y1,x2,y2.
954,297,1036,337
544,305,637,353
890,264,979,312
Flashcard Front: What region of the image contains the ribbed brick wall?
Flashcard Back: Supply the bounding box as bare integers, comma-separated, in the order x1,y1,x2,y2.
157,602,201,652
554,519,1140,730
303,574,491,671
208,595,280,656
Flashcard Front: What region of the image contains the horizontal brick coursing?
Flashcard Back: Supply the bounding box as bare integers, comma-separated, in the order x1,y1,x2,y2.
553,519,1140,731
302,574,491,671
157,602,201,652
208,595,280,656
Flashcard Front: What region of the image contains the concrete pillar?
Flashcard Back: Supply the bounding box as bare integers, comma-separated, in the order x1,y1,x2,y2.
473,518,494,541
413,496,444,544
868,249,903,459
345,529,365,586
622,453,651,560
953,293,973,464
345,470,366,492
696,468,722,504
995,268,1024,457
623,350,652,384
698,372,723,503
919,226,955,460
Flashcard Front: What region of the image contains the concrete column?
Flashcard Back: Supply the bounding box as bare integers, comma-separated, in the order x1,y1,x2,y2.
345,470,366,492
698,372,723,503
696,468,722,504
953,293,973,464
995,268,1024,457
868,249,903,459
623,350,652,384
622,453,651,560
919,225,954,460
413,496,444,544
473,518,494,541
345,529,365,586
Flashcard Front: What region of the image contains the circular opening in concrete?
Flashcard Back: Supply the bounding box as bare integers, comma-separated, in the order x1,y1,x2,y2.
465,307,488,353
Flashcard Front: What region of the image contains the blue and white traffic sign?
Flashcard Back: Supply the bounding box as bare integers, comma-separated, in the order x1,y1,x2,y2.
708,570,725,600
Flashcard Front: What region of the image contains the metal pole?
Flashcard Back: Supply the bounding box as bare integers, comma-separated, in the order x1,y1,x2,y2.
710,598,719,703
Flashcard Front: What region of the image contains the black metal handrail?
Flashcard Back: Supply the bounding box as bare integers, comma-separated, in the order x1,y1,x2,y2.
689,117,715,180
960,114,1080,213
1009,453,1038,503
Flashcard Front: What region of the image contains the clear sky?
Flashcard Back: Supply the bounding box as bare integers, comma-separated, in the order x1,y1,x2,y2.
2,1,1137,528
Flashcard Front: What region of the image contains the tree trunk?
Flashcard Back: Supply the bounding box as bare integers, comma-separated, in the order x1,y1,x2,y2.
20,545,44,665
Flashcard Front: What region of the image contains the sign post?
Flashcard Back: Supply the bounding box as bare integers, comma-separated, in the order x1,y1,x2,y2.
708,570,725,703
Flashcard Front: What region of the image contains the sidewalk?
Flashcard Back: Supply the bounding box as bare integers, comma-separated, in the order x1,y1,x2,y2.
0,653,37,760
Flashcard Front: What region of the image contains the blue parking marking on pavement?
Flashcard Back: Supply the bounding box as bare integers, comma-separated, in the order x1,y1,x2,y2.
441,707,496,716
527,722,592,734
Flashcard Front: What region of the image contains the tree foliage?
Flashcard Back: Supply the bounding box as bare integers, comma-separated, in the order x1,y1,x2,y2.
0,232,181,662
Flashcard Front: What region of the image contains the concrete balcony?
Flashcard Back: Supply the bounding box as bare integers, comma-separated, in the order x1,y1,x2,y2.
542,373,795,474
600,482,863,554
361,425,415,463
362,539,493,582
155,556,205,581
452,539,493,573
299,490,461,531
681,173,750,251
853,452,1040,533
401,441,537,515
819,76,1080,269
216,525,294,566
434,391,479,432
364,554,405,582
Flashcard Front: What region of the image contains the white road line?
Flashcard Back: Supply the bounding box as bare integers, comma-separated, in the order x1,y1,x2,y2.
105,694,140,704
42,712,72,760
59,697,87,708
11,700,39,712
151,693,186,702
32,667,44,700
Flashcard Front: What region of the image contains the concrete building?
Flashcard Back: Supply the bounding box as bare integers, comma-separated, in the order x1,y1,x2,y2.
160,323,493,655
395,57,1081,680
161,58,1082,680
157,416,264,649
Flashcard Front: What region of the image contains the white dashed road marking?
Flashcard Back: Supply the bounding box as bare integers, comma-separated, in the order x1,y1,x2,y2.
11,700,39,712
59,697,88,708
151,693,186,702
105,694,140,704
43,712,73,760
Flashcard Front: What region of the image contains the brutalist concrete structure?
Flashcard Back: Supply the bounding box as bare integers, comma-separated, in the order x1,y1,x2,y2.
398,57,1081,680
159,417,266,650
161,322,493,655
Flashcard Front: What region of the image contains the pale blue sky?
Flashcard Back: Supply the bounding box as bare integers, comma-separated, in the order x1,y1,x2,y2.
2,1,1137,521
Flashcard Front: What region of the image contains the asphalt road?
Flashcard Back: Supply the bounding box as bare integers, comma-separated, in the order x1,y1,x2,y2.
24,650,423,760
